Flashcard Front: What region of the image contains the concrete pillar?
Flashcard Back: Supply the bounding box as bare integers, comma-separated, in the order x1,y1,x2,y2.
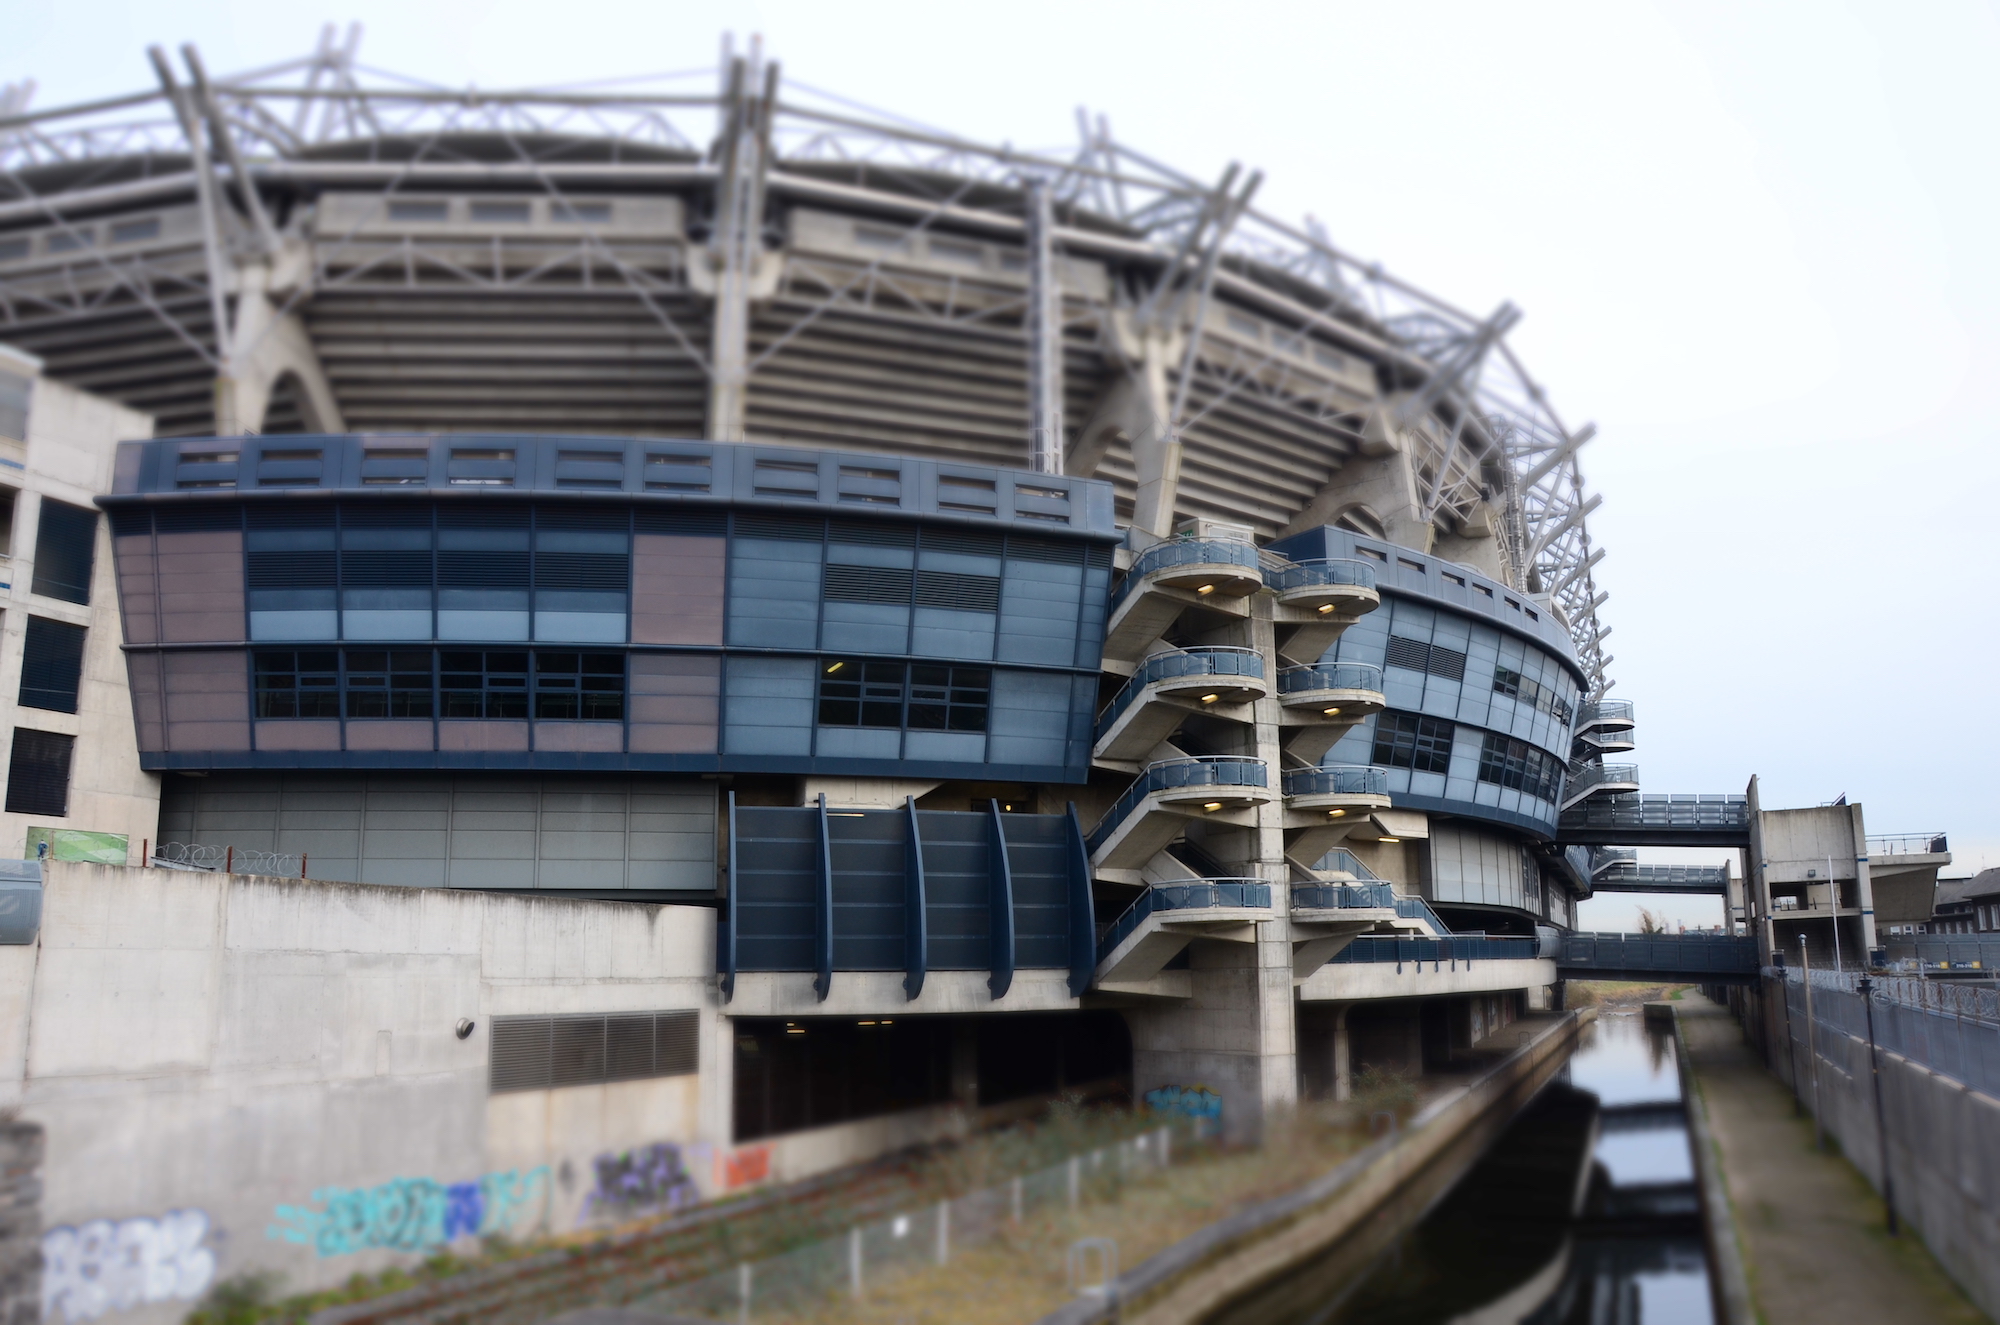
1128,344,1181,538
212,248,345,437
1850,803,1879,955
950,1020,979,1112
1332,1004,1352,1102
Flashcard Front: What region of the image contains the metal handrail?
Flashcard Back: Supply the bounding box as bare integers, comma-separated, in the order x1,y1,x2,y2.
1266,558,1376,593
1312,847,1383,880
1395,895,1452,934
1293,881,1396,911
1095,647,1266,738
1579,724,1637,745
1327,935,1536,964
1565,763,1639,794
1867,833,1949,856
1096,879,1273,963
1561,794,1749,830
1109,538,1262,611
1575,699,1636,730
1086,757,1270,853
1276,662,1384,695
1281,764,1388,797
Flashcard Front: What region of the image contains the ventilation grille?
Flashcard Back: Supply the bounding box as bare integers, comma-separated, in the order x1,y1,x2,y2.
489,1010,699,1094
438,550,529,587
248,551,337,588
915,570,1001,613
535,552,629,591
824,564,914,604
1384,635,1468,681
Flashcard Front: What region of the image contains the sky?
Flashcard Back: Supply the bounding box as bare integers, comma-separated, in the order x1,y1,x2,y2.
10,0,1997,930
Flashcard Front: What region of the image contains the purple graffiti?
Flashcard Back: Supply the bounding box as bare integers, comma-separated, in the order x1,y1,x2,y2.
583,1143,699,1223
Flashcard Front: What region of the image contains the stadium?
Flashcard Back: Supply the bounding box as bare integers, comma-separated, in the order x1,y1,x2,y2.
0,28,1673,1205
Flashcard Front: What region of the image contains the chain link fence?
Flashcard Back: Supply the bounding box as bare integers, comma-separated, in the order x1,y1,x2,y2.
631,1127,1178,1320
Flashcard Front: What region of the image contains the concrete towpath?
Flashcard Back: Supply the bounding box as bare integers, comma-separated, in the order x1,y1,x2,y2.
1679,992,1988,1324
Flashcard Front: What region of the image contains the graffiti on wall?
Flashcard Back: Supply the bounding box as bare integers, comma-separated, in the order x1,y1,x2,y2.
267,1167,549,1258
582,1143,701,1223
41,1209,215,1324
1144,1084,1223,1130
719,1144,771,1190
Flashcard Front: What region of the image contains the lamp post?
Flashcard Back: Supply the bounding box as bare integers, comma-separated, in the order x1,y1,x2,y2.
1858,973,1899,1235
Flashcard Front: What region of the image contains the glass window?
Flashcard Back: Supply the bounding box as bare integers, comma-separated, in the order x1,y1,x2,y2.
344,650,435,718
5,729,73,816
1371,712,1454,774
441,651,529,719
254,651,340,718
534,651,624,720
1477,732,1562,802
907,665,990,732
817,659,905,728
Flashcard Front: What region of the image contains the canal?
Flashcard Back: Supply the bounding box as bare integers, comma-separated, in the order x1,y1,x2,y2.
1209,1005,1716,1324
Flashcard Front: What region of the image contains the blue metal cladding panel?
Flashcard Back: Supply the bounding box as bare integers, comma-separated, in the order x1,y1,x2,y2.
727,530,823,648
731,807,819,971
996,557,1083,667
827,808,907,971
1001,815,1071,969
986,670,1072,769
918,810,992,970
724,657,816,755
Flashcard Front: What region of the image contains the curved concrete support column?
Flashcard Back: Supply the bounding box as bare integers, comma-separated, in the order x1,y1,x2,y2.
214,261,343,436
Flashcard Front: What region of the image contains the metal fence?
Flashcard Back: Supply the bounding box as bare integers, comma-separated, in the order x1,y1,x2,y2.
1778,967,2000,1101
1096,648,1264,736
1885,937,2000,971
1110,539,1261,611
632,1128,1177,1321
1098,881,1271,962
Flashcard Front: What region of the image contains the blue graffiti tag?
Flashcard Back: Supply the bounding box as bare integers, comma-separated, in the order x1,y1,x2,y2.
582,1143,700,1224
1143,1084,1223,1129
267,1167,549,1258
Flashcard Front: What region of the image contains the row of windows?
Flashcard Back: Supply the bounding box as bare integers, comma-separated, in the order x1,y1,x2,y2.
1493,666,1573,725
817,659,992,733
1476,733,1565,803
1367,711,1566,804
254,651,626,721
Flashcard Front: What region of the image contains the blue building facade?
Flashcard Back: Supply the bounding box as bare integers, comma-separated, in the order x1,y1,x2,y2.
104,435,1117,784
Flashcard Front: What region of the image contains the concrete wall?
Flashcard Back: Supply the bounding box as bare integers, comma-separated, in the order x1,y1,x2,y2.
1753,980,2000,1321
0,350,159,863
10,862,723,1325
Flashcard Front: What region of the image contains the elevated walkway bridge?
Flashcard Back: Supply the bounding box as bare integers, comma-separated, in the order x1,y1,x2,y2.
1556,932,1759,984
1557,793,1751,848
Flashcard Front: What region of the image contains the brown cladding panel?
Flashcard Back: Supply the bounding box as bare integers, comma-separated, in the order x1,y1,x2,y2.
126,651,165,752
345,721,435,752
155,531,245,644
532,722,623,753
630,535,726,645
255,721,343,751
628,654,720,754
438,721,530,753
114,533,159,645
162,650,251,751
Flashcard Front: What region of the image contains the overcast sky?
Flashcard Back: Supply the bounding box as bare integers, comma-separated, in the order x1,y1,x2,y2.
12,0,1996,929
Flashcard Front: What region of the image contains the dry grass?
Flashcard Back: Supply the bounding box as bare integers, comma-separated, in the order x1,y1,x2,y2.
741,1082,1419,1325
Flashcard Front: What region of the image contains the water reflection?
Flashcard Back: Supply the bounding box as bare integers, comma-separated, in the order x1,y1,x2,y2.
1223,1008,1715,1324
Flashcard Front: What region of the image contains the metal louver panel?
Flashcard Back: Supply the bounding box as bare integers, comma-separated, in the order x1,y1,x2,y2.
488,1015,553,1093
915,570,1000,612
823,564,913,604
534,552,629,590
1384,635,1431,672
1427,644,1467,681
550,1014,608,1087
339,550,433,585
247,551,337,587
604,1013,655,1082
437,550,529,586
655,1010,699,1076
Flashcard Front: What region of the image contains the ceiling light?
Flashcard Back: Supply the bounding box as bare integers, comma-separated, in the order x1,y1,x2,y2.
1317,604,1335,615
786,1028,806,1035
859,1020,876,1026
1322,707,1341,716
825,661,844,674
1379,836,1401,844
1328,809,1346,818
1197,584,1216,595
1201,693,1220,704
1203,801,1224,811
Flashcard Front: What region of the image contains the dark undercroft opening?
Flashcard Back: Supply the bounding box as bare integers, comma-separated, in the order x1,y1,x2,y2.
731,1010,1132,1143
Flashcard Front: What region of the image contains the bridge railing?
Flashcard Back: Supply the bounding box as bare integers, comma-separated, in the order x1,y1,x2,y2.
1558,931,1759,975
1559,794,1750,832
1327,935,1537,965
1867,832,1949,856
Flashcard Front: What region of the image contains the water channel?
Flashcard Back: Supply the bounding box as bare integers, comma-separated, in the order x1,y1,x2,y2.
1211,1007,1716,1324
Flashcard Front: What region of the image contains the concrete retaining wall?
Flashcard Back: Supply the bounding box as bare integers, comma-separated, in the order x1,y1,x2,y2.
1753,980,2000,1322
8,863,722,1325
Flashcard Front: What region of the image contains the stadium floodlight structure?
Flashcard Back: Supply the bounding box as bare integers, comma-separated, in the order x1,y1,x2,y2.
0,26,1613,695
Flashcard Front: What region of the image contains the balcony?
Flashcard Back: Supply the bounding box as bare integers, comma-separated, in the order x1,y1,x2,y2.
1268,558,1380,663
1867,833,1950,858
1576,723,1637,755
1281,764,1394,863
1574,698,1636,736
1085,756,1275,876
1276,662,1386,763
1093,878,1275,992
1103,539,1263,667
1093,647,1266,765
1560,762,1640,810
1289,880,1402,978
